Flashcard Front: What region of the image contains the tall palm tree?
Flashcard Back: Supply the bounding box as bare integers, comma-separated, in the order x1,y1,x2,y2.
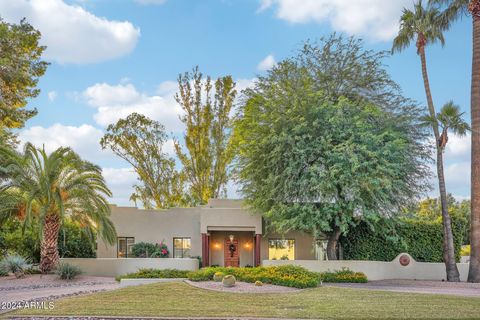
393,0,461,281
429,0,480,283
0,143,116,273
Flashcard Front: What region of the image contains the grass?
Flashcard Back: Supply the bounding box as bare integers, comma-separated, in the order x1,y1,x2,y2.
11,282,480,319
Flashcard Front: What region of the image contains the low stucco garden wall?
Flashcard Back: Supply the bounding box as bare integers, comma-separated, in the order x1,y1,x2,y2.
60,258,199,277
263,253,470,281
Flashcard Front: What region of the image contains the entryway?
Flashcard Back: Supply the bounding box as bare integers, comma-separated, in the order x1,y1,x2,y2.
224,237,239,267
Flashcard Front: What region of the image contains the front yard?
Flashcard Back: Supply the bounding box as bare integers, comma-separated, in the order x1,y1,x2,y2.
11,281,480,319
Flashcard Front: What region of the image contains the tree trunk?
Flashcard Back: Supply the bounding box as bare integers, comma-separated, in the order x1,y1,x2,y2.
469,12,480,283
419,46,460,281
326,226,341,260
40,213,61,273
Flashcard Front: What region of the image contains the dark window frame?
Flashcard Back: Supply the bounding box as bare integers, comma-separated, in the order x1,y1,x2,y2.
117,237,135,258
173,237,191,258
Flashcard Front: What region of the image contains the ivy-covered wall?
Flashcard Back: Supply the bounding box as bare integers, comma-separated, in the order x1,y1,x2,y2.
340,218,468,262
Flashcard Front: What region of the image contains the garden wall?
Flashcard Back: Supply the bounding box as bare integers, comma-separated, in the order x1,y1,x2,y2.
262,253,470,281
60,258,199,277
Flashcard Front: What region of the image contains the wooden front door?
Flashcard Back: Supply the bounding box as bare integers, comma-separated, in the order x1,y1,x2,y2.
224,238,239,267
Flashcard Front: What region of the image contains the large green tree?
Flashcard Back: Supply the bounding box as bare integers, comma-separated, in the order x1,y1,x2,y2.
235,35,430,260
392,2,466,281
175,67,237,204
0,144,116,272
101,113,189,209
429,0,480,283
0,18,48,144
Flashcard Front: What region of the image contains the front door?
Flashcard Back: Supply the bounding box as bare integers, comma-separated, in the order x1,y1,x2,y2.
224,238,239,267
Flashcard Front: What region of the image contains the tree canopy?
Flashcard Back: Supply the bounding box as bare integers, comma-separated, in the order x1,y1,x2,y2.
234,35,431,259
0,18,48,144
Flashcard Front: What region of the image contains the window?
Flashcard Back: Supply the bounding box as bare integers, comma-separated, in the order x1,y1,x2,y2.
117,237,134,258
268,239,295,260
173,237,191,258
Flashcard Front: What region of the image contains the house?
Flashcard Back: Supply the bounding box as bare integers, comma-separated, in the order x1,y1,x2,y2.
97,199,334,267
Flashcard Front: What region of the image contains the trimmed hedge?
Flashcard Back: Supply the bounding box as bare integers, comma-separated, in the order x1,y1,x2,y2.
115,268,190,281
341,218,467,262
320,268,367,283
187,265,321,288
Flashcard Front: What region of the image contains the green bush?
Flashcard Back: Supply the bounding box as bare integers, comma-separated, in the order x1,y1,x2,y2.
56,262,82,280
187,265,321,289
115,268,190,281
341,218,468,262
131,242,169,258
0,254,32,278
320,268,368,283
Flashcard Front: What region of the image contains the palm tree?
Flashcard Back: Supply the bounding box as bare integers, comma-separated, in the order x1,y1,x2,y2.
429,0,480,284
393,0,461,281
0,143,116,273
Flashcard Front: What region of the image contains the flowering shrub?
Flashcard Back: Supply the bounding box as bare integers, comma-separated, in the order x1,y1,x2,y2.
187,265,321,288
151,242,169,258
132,241,169,258
320,268,368,283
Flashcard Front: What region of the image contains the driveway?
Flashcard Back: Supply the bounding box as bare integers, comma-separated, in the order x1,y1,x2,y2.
0,274,120,314
326,279,480,298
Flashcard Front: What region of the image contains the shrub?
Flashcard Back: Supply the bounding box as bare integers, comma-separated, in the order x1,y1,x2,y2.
320,268,367,283
0,262,8,277
461,245,471,257
0,254,32,278
341,218,468,262
56,262,82,280
213,271,225,282
132,242,169,258
222,274,236,287
187,265,321,289
115,268,190,281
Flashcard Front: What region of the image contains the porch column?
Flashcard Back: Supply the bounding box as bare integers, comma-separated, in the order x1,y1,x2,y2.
254,234,261,267
202,233,209,267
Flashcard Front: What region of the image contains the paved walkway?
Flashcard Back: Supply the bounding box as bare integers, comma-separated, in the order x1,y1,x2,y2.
0,275,120,314
326,279,480,297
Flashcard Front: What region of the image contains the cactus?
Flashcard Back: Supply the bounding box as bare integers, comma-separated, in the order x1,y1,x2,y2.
213,272,225,282
222,274,236,287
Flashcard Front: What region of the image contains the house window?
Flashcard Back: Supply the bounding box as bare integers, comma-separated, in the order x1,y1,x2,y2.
268,239,295,260
117,237,135,258
173,237,191,258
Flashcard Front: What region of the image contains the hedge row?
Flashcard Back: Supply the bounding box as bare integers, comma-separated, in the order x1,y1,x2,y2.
340,218,468,262
115,268,190,281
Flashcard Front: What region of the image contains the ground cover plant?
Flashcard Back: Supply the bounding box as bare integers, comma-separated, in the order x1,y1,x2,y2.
320,268,368,283
187,265,321,288
12,282,480,319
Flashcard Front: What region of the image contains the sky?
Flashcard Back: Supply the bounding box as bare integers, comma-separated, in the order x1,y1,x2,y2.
0,0,473,206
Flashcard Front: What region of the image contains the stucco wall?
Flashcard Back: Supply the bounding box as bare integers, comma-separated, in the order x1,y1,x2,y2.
263,253,470,281
60,258,199,277
97,205,202,258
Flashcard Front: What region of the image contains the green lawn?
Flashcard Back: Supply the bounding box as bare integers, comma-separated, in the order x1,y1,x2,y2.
12,282,480,319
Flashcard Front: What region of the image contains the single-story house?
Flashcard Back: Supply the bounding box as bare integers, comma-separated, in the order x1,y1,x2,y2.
97,199,338,267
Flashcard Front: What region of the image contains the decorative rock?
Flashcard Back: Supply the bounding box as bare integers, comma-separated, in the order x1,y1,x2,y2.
254,280,263,286
222,274,236,287
399,254,411,266
213,272,225,282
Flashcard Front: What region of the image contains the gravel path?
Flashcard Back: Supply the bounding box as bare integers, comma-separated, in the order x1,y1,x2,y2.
184,280,301,293
0,275,120,314
325,279,480,297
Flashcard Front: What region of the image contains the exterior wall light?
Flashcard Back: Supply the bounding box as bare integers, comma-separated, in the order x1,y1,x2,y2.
229,234,234,242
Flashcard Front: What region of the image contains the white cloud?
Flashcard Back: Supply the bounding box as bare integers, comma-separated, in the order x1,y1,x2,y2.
258,0,412,41
83,81,184,132
17,123,110,163
102,167,138,206
445,133,470,160
135,0,167,5
47,91,58,102
257,54,276,71
0,0,140,64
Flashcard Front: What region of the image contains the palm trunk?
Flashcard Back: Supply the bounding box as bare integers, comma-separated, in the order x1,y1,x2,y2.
40,213,61,273
469,13,480,283
326,226,341,260
419,46,460,281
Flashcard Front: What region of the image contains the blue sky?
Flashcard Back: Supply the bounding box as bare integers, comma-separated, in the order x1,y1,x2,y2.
0,0,473,205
